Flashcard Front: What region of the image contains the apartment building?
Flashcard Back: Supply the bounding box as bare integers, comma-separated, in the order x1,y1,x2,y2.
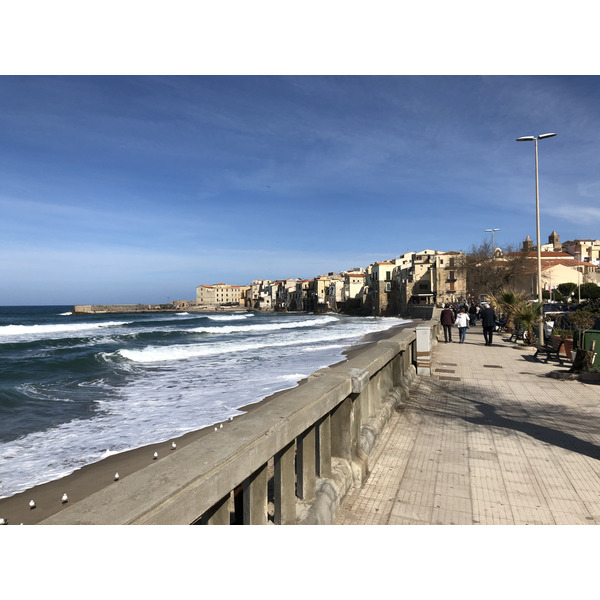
363,261,396,315
393,250,466,313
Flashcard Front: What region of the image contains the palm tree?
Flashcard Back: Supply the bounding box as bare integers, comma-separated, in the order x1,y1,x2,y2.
514,301,543,345
489,289,528,333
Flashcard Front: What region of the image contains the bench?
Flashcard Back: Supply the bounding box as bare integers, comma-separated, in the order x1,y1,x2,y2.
508,328,527,343
534,336,565,365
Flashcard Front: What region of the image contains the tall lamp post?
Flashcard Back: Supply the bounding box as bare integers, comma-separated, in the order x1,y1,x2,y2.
485,228,500,259
516,132,557,346
576,251,582,303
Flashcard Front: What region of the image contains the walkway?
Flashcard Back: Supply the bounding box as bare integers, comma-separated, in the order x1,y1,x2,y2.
335,325,600,525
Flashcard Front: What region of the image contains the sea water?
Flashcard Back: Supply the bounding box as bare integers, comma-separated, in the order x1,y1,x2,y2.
0,306,411,498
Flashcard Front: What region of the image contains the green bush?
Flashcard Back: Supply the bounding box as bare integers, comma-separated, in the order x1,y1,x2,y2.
580,282,600,300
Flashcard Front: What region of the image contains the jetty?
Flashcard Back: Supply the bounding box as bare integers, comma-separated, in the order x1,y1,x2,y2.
72,304,247,315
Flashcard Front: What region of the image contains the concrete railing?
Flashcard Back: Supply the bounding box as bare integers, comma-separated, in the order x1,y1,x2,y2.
41,319,441,525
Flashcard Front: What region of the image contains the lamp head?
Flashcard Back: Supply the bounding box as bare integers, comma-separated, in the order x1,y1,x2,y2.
516,136,535,142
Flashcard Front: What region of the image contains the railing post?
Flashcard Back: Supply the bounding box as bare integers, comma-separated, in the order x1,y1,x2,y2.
296,425,317,501
415,325,432,376
316,414,332,478
274,441,296,525
242,463,268,524
330,396,352,462
199,493,230,525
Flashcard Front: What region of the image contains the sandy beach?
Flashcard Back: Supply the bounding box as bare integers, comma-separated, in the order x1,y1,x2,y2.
0,320,413,525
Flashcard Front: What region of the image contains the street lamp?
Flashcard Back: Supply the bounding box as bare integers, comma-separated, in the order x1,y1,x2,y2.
485,228,500,259
516,132,557,346
576,251,582,303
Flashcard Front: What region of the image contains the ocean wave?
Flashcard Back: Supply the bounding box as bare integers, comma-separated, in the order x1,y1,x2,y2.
0,320,133,341
206,313,255,321
191,315,338,335
107,324,375,364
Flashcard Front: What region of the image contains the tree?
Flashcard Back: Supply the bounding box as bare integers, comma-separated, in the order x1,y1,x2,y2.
580,282,600,300
463,240,531,299
489,288,527,333
557,282,577,301
515,301,543,345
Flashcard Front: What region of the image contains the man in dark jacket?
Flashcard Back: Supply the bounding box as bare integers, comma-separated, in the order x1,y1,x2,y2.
440,304,455,343
468,303,478,326
480,302,497,346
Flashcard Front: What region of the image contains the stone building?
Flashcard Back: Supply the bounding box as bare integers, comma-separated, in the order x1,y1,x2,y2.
362,261,396,315
507,252,599,297
393,250,466,314
196,283,248,307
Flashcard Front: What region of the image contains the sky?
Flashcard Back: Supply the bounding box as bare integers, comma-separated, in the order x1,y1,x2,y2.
2,75,599,306
1,7,599,306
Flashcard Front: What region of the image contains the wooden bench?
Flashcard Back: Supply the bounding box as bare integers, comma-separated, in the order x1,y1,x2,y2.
534,336,565,365
508,327,527,343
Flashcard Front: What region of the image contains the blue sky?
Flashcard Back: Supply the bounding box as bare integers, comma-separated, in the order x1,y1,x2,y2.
1,75,599,305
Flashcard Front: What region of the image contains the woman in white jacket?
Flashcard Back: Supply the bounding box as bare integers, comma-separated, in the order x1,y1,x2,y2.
455,307,470,343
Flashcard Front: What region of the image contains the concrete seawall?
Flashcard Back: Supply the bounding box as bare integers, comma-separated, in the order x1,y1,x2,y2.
41,318,441,525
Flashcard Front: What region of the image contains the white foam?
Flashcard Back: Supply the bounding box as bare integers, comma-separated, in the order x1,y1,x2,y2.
206,313,255,321
112,316,408,364
192,315,337,335
0,320,132,341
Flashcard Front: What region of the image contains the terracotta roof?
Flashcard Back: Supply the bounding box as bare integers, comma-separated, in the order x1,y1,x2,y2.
505,251,573,259
521,258,591,274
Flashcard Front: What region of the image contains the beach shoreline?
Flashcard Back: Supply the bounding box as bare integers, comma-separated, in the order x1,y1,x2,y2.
0,320,413,525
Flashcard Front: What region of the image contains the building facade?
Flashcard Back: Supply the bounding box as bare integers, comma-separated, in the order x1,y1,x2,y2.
196,283,248,307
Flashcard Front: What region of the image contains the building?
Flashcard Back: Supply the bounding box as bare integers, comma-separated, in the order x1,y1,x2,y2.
562,238,600,266
393,250,467,313
363,261,396,315
196,283,248,307
508,252,599,297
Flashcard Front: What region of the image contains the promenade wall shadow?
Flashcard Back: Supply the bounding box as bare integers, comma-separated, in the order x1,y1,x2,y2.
424,377,600,462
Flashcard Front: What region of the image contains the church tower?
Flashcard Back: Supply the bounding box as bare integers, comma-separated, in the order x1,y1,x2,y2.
522,235,534,251
548,230,560,251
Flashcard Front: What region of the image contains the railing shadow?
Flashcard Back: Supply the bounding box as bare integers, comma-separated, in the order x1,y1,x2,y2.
463,398,600,461
424,377,600,462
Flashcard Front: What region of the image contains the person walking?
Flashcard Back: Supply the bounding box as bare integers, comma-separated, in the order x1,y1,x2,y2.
480,302,497,346
468,303,478,326
455,307,469,343
440,303,455,343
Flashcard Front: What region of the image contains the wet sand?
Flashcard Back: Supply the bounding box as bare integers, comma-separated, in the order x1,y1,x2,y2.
0,321,413,525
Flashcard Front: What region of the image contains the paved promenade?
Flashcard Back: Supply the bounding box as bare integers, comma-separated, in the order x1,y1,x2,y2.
335,324,600,525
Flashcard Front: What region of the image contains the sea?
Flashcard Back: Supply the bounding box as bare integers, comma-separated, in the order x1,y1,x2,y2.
0,305,411,499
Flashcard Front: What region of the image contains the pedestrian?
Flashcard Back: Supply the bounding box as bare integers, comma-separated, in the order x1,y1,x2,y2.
440,303,455,343
455,307,469,343
468,303,477,326
480,302,497,346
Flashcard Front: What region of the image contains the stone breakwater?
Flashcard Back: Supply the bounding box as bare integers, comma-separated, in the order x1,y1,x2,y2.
72,304,248,314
